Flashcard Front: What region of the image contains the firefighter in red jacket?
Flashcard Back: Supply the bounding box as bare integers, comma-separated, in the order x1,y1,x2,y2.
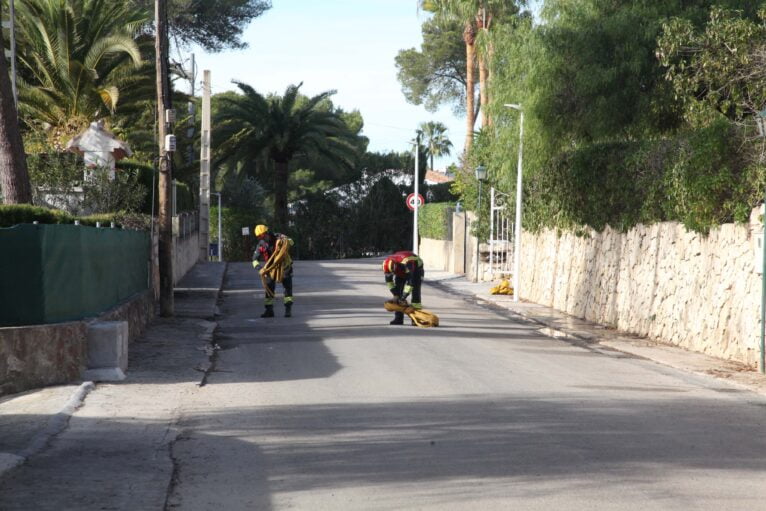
382,251,424,325
252,224,294,318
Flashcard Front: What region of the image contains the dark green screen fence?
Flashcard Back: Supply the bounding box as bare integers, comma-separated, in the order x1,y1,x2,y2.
0,224,150,326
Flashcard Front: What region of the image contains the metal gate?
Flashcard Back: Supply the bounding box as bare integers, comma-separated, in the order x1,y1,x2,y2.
488,187,513,278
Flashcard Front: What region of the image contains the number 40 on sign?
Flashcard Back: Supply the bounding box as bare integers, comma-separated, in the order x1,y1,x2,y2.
406,193,425,211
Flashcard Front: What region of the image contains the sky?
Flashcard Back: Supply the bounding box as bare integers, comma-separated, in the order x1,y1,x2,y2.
190,0,463,170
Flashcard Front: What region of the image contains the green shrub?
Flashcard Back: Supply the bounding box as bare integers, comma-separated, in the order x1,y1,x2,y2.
418,202,455,240
292,192,350,259
0,204,74,227
81,167,147,214
117,160,155,214
174,180,196,212
0,204,150,230
27,152,83,203
79,212,152,230
210,206,259,262
517,119,763,234
425,182,457,203
660,120,755,232
352,177,411,255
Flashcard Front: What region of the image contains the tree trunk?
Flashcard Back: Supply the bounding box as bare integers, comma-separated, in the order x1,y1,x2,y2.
479,54,489,128
486,41,494,128
0,8,30,205
463,21,476,152
477,9,493,128
273,159,289,231
156,0,174,316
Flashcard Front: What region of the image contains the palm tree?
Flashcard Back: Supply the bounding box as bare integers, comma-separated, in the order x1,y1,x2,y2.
214,82,359,230
425,1,523,143
422,0,477,151
14,0,152,139
417,121,453,171
0,10,30,204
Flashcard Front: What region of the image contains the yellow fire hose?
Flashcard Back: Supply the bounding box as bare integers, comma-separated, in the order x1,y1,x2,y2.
490,279,514,295
259,238,292,297
384,301,440,328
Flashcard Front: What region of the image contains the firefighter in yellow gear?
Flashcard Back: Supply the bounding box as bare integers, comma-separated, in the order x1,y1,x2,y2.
252,224,294,317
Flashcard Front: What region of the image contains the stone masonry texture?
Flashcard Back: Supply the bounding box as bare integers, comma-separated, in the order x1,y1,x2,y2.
519,211,763,366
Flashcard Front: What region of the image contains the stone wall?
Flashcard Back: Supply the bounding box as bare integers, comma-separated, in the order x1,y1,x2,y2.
0,290,156,396
0,322,87,396
421,206,762,366
173,231,200,284
96,290,154,344
150,214,202,300
518,213,762,366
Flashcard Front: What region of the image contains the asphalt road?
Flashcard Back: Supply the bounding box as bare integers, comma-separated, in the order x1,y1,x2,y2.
166,260,766,510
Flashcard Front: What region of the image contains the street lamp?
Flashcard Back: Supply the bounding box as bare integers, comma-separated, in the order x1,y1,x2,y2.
757,109,766,373
475,165,487,282
410,133,421,253
211,192,223,262
504,103,524,302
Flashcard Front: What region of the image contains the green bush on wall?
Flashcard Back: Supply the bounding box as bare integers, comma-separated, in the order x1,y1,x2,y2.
418,202,455,240
210,205,261,262
0,204,151,230
174,181,196,212
0,204,74,227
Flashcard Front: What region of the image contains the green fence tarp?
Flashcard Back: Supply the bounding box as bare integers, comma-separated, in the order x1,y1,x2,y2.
0,224,149,326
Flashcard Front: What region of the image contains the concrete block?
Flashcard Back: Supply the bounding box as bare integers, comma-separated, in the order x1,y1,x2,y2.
85,321,128,379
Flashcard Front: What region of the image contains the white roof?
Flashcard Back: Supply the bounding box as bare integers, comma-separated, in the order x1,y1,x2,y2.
65,121,132,168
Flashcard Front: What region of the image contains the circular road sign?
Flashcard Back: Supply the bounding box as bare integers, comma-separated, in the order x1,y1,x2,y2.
406,193,425,211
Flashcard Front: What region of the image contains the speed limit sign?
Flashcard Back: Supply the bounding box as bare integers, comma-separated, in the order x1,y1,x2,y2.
406,193,425,211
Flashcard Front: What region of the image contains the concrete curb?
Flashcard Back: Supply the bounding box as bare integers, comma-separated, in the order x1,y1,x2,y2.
429,278,766,395
429,279,594,341
174,263,227,320
0,382,95,478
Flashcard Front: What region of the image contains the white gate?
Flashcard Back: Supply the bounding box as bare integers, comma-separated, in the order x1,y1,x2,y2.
488,187,513,278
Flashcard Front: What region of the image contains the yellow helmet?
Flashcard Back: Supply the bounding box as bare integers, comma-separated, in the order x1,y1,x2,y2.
255,224,268,237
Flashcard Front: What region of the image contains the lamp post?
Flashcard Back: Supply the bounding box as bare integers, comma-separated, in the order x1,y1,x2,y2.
475,165,487,282
757,110,766,373
211,192,222,262
504,103,524,302
413,132,421,253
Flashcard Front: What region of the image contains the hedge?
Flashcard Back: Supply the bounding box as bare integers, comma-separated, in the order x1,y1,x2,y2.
418,202,455,240
0,204,150,230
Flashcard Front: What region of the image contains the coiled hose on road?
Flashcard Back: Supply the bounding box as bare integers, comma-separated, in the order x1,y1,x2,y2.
384,301,440,328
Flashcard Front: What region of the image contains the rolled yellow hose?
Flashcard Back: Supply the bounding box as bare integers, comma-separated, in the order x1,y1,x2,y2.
384,301,439,328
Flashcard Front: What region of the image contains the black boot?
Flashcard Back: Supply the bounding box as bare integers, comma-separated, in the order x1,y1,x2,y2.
260,305,274,318
285,302,292,318
390,312,404,325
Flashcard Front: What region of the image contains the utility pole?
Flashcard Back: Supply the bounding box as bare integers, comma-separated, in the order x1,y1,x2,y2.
199,70,211,261
186,53,196,165
155,0,174,316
